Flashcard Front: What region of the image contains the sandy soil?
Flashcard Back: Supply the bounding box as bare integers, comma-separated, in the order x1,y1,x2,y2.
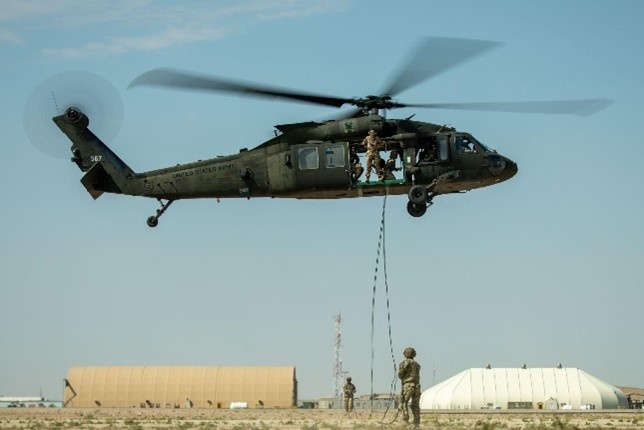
1,408,643,429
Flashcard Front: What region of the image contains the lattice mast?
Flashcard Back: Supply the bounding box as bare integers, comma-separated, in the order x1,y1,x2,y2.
332,312,343,399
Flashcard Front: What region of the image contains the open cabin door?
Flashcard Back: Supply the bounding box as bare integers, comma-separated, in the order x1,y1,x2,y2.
292,142,349,189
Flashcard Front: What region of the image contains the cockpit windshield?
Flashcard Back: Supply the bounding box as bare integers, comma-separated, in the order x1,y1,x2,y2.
454,133,491,154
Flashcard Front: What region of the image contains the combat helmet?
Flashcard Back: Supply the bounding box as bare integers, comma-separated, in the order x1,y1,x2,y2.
403,347,416,358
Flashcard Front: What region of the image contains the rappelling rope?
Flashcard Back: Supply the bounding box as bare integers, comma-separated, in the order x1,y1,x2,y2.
369,194,399,422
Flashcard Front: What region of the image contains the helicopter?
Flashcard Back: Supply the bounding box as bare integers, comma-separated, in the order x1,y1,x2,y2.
48,37,611,227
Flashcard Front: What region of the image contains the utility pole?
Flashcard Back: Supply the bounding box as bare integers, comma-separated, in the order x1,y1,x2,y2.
433,363,436,385
332,312,343,400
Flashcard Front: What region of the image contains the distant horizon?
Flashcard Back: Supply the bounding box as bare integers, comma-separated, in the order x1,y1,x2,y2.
2,365,642,403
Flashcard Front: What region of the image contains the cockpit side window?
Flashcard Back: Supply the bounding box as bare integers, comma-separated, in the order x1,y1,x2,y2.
437,135,449,161
455,135,479,154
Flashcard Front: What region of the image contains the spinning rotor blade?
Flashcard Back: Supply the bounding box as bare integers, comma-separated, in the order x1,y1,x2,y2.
129,68,352,108
402,99,614,117
129,38,612,120
381,37,501,97
23,71,123,158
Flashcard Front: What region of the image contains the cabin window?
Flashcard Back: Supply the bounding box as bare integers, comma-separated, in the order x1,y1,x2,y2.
324,145,346,168
298,147,319,170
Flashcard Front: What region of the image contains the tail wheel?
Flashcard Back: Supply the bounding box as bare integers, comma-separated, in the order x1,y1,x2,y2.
146,199,174,228
408,185,429,204
407,201,427,217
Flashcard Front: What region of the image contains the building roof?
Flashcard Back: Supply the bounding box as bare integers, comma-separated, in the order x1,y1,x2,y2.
618,387,644,402
420,367,628,410
0,397,45,402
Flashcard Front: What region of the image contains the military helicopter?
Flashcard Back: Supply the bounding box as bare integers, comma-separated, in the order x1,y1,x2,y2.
45,37,610,227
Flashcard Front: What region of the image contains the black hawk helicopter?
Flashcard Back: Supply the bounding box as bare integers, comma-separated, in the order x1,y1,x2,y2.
46,37,610,227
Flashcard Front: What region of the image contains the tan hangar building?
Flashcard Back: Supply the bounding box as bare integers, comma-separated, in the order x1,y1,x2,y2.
64,366,297,408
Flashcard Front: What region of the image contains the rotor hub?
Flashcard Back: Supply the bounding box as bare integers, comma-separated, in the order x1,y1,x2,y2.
352,95,404,111
65,106,83,123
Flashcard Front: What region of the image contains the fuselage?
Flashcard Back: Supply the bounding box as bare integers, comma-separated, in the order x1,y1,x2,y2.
128,114,517,201
54,110,517,202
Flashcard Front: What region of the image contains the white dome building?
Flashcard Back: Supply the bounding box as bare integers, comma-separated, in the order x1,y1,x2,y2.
420,367,628,410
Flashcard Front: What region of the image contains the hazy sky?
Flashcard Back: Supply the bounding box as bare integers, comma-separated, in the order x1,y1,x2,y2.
1,0,643,401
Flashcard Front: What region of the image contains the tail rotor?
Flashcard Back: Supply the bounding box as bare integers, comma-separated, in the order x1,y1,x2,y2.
23,71,124,158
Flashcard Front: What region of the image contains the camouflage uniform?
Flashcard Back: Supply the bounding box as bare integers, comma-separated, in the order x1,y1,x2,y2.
350,148,364,183
362,130,383,182
343,377,356,412
383,151,400,180
398,347,421,425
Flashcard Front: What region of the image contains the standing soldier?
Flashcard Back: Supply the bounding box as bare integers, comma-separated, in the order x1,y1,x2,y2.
343,376,356,412
362,129,384,182
398,347,421,426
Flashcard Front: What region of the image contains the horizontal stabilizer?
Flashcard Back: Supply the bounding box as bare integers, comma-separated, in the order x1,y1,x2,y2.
80,162,122,200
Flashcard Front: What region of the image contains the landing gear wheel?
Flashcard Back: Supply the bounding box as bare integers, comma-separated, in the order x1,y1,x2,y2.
146,199,174,228
408,185,429,205
407,201,427,217
147,216,159,228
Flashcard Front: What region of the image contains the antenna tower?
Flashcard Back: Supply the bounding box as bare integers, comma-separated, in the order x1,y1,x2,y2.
332,312,343,399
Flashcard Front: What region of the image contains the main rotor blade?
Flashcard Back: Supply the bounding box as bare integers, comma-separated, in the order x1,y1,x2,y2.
381,37,502,97
129,68,352,108
403,99,613,117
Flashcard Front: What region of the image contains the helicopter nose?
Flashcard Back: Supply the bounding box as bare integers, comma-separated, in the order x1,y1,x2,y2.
487,154,518,181
505,158,518,178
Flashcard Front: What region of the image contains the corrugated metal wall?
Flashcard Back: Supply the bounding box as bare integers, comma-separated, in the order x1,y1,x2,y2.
64,366,296,408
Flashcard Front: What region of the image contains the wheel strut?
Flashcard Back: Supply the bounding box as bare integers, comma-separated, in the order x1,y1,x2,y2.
407,185,435,217
405,171,456,217
147,199,174,228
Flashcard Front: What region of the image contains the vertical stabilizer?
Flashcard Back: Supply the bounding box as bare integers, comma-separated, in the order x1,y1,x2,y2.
53,108,135,198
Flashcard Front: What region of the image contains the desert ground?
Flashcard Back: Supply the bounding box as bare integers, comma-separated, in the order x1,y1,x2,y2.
1,408,643,429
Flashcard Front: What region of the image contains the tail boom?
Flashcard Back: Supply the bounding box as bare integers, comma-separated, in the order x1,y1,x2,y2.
53,108,136,199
